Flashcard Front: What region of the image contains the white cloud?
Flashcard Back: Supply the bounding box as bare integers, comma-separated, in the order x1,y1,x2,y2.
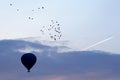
17,44,43,53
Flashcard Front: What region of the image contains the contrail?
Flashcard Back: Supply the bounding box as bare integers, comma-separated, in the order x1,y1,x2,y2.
82,36,113,51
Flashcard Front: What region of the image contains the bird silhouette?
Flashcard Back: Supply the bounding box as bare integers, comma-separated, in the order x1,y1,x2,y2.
10,4,12,6
42,7,44,9
17,9,19,11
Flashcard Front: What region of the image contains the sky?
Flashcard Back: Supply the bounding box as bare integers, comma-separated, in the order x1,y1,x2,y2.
0,0,120,53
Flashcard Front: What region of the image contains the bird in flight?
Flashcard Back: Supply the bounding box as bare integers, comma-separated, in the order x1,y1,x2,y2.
10,3,12,6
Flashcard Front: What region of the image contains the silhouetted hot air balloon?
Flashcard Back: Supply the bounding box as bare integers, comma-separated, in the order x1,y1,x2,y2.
21,53,37,72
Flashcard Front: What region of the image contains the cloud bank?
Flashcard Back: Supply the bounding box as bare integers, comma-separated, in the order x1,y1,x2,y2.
0,39,120,80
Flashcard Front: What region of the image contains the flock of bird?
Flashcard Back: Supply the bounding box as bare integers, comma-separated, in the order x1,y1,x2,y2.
40,20,62,41
9,2,62,41
10,3,44,20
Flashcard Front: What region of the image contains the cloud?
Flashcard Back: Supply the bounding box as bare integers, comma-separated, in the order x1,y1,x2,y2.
17,44,43,53
20,73,120,80
0,39,120,80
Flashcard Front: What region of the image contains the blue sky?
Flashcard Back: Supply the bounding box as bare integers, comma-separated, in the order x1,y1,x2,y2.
0,0,120,53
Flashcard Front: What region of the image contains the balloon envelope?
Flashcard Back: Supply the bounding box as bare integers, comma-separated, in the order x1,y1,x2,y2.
21,53,37,72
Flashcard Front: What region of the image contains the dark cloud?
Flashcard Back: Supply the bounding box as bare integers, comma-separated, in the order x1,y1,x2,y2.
0,39,120,80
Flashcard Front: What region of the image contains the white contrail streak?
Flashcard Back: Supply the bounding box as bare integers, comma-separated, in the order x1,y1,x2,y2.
82,36,113,51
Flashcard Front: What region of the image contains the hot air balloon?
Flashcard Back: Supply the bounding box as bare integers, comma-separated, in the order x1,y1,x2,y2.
21,53,37,72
